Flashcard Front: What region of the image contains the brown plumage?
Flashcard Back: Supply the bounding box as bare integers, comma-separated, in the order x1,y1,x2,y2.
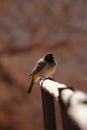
27,53,57,94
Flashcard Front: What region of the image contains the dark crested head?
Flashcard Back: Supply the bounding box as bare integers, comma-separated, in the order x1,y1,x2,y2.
44,53,55,63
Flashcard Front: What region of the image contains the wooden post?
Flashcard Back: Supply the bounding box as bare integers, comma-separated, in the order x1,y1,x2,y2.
41,88,57,130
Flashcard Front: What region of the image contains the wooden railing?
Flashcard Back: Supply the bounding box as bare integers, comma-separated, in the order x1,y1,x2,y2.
40,78,87,130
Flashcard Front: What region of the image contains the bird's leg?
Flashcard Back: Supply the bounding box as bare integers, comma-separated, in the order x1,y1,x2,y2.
47,76,54,80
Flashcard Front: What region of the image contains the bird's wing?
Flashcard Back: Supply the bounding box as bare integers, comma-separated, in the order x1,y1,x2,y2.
30,59,46,76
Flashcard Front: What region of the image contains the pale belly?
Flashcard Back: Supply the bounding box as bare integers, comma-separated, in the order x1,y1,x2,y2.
38,63,56,78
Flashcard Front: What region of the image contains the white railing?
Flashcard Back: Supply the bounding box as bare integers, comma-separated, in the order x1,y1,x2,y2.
40,78,87,130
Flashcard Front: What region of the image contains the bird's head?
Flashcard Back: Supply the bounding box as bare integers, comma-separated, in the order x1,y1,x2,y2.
44,53,55,63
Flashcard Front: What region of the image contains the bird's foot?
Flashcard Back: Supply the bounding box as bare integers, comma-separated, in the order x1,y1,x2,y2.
39,76,54,81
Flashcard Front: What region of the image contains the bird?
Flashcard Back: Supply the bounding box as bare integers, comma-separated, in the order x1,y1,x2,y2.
27,53,57,94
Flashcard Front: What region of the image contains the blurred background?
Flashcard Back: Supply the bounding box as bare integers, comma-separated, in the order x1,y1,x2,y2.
0,0,87,130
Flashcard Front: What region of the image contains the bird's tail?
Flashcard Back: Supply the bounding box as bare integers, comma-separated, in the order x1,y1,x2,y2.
27,78,34,94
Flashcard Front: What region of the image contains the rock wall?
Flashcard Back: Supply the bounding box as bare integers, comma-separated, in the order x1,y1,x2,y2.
0,0,87,130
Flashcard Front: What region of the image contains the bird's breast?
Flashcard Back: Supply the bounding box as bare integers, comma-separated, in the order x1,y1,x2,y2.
38,62,56,78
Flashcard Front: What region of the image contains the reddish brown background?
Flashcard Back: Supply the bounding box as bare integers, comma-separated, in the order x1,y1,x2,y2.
0,0,87,130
